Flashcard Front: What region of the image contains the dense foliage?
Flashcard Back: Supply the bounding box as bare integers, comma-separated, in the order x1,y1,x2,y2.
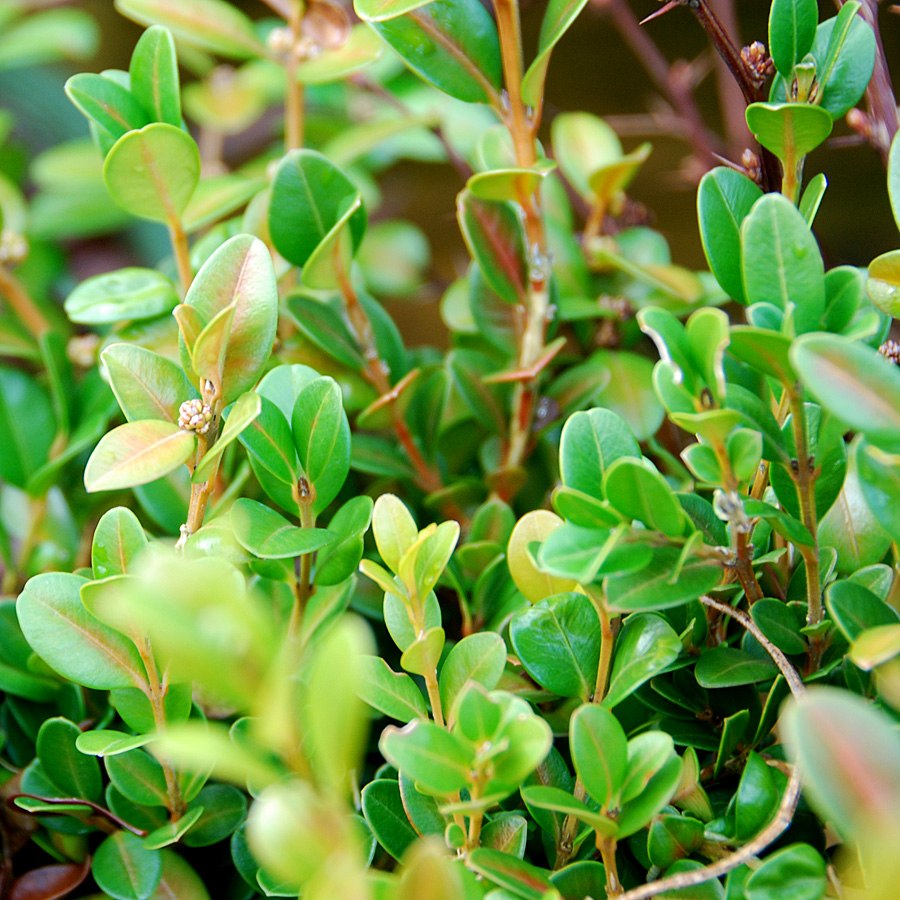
2,0,900,898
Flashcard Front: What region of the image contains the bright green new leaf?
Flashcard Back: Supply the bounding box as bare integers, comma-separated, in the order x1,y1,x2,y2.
745,843,826,900
84,420,196,493
92,506,147,579
379,720,473,796
358,655,428,721
65,72,151,142
745,103,833,164
551,112,622,202
66,268,178,325
92,831,163,900
439,632,507,718
768,0,818,77
37,717,103,802
570,704,627,809
604,614,681,708
130,26,181,126
521,785,617,837
507,510,578,603
103,124,200,224
603,457,686,538
559,407,640,499
521,0,590,106
230,499,334,559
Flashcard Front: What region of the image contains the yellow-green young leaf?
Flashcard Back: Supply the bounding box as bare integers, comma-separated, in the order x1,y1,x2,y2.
373,493,419,574
130,25,181,126
181,174,267,234
0,8,98,70
65,73,151,141
551,112,622,202
92,506,148,579
191,302,236,395
84,420,196,492
104,123,200,225
182,235,278,402
295,24,383,84
507,510,578,603
304,617,373,793
16,573,147,690
115,0,266,59
300,193,364,291
745,102,833,164
358,655,428,721
65,267,179,325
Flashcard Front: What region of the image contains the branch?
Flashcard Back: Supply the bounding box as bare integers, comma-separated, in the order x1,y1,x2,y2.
614,596,805,900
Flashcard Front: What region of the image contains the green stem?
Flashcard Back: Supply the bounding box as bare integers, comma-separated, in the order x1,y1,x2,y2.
599,835,622,897
168,221,192,296
788,392,824,660
289,481,315,638
424,669,445,729
781,151,803,206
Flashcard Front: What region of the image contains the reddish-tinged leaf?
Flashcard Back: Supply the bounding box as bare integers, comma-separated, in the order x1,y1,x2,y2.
8,857,90,900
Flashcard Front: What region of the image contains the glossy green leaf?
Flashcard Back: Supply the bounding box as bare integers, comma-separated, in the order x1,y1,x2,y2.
457,190,528,306
292,376,351,516
286,294,365,371
237,395,297,485
107,747,170,807
791,333,900,452
521,0,590,106
230,498,334,559
379,720,472,796
84,419,196,492
507,510,578,603
268,149,366,270
799,173,827,226
361,0,502,104
745,843,826,900
37,717,102,801
647,814,705,869
439,632,506,718
695,647,778,688
358,655,428,721
854,439,900,545
65,73,151,141
537,522,650,584
728,326,796,386
697,167,762,305
521,785,618,837
814,2,876,118
93,831,162,900
130,25,181,126
768,0,817,77
111,683,192,734
104,124,200,224
114,0,265,58
301,192,365,291
559,407,640,499
603,457,685,537
182,784,247,847
735,751,781,840
605,613,681,708
588,350,664,442
66,268,178,325
606,547,722,613
103,344,196,425
741,193,825,333
144,806,205,850
361,779,417,861
750,599,807,655
570,704,627,809
510,593,599,699
617,754,683,838
400,626,446,677
182,234,277,402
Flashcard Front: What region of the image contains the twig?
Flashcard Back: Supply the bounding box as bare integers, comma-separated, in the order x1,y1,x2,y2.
861,0,900,162
7,795,149,837
614,596,805,900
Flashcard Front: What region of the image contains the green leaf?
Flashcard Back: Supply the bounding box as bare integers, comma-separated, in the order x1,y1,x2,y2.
358,655,428,721
745,843,826,900
799,173,827,226
104,124,200,224
604,613,681,708
65,73,151,141
182,174,267,234
182,234,278,402
268,149,366,270
507,510,578,603
521,785,618,837
0,8,98,69
292,376,351,516
510,593,600,699
559,407,640,499
792,334,900,451
285,294,365,371
457,190,528,306
78,730,157,757
521,0,590,106
66,268,178,325
361,779,418,861
603,458,686,537
814,2,876,118
296,24,383,83
537,523,650,584
439,632,507,717
551,112,622,202
606,547,722,613
768,0,818,77
750,599,807,654
854,439,900,544
745,103,833,164
92,831,162,900
192,391,261,483
92,507,148,580
728,327,797,386
695,647,778,688
0,366,55,489
379,720,473,796
230,499,334,559
570,704,627,809
37,717,102,802
616,754,683,839
466,849,554,900
359,0,502,104
183,784,247,847
741,193,825,333
734,751,781,841
17,572,146,690
107,747,170,807
84,419,196,492
373,493,419,574
114,0,265,58
400,626,446,677
237,395,297,485
130,26,181,126
103,343,196,424
112,683,192,734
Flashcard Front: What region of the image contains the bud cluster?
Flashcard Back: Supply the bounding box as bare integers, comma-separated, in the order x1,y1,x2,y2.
741,42,774,81
178,398,214,435
0,230,28,265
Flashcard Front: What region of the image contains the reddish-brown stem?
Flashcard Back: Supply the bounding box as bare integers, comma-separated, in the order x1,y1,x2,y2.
8,795,148,837
857,0,900,162
285,2,304,151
